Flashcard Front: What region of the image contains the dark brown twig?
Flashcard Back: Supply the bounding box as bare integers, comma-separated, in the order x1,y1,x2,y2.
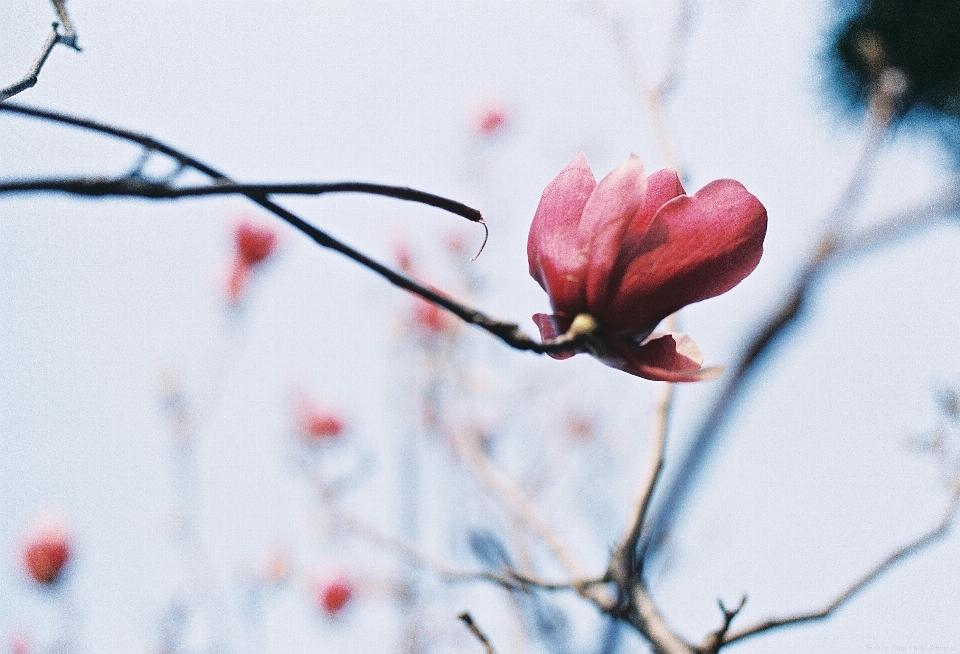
458,612,497,654
0,102,587,355
0,177,483,223
0,1,81,103
702,596,747,654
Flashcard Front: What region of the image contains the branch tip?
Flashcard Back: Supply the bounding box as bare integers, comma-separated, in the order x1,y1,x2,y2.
471,220,489,261
458,612,497,654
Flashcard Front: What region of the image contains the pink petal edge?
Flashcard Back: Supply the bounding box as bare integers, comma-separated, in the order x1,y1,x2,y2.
531,313,577,360
604,333,722,383
527,154,597,313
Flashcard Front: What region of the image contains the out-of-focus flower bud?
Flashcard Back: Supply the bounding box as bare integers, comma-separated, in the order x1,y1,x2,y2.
22,520,71,586
317,576,353,616
297,399,346,443
474,101,509,137
234,220,277,267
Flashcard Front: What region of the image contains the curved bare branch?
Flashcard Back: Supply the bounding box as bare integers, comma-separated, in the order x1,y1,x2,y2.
0,102,589,356
716,489,960,648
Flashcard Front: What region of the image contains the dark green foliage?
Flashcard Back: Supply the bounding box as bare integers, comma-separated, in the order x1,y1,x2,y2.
831,0,960,153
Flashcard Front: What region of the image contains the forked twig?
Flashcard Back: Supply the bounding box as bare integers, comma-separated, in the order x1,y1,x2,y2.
1,0,81,103
702,595,747,654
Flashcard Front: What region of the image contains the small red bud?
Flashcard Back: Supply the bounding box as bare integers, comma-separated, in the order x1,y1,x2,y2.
413,299,450,335
234,220,277,267
297,399,346,442
475,102,509,136
304,412,345,441
318,577,353,616
22,524,70,586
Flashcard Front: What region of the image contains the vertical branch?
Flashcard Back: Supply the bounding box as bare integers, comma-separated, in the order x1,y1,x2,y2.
638,66,908,567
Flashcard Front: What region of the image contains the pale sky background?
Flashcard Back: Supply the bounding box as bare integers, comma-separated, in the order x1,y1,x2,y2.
2,1,960,653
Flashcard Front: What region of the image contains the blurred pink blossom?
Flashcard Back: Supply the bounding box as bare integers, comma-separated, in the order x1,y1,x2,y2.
297,399,346,442
22,520,70,586
474,101,509,137
317,576,353,616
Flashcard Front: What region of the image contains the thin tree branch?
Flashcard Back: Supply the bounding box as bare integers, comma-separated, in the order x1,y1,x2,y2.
608,375,674,590
655,0,694,100
626,583,698,654
717,489,960,648
314,472,599,596
308,469,523,591
0,178,484,223
1,27,60,102
0,102,587,355
50,0,79,49
1,1,81,103
458,612,498,654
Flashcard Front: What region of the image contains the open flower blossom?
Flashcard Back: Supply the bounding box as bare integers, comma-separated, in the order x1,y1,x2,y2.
22,521,71,586
527,154,767,382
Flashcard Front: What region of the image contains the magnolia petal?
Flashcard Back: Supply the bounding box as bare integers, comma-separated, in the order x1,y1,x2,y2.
595,168,687,314
644,331,704,365
532,313,578,360
603,333,721,382
582,156,648,313
605,178,767,334
527,154,597,313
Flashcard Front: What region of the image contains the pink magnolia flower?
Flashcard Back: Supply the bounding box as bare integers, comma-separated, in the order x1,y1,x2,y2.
527,154,767,382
